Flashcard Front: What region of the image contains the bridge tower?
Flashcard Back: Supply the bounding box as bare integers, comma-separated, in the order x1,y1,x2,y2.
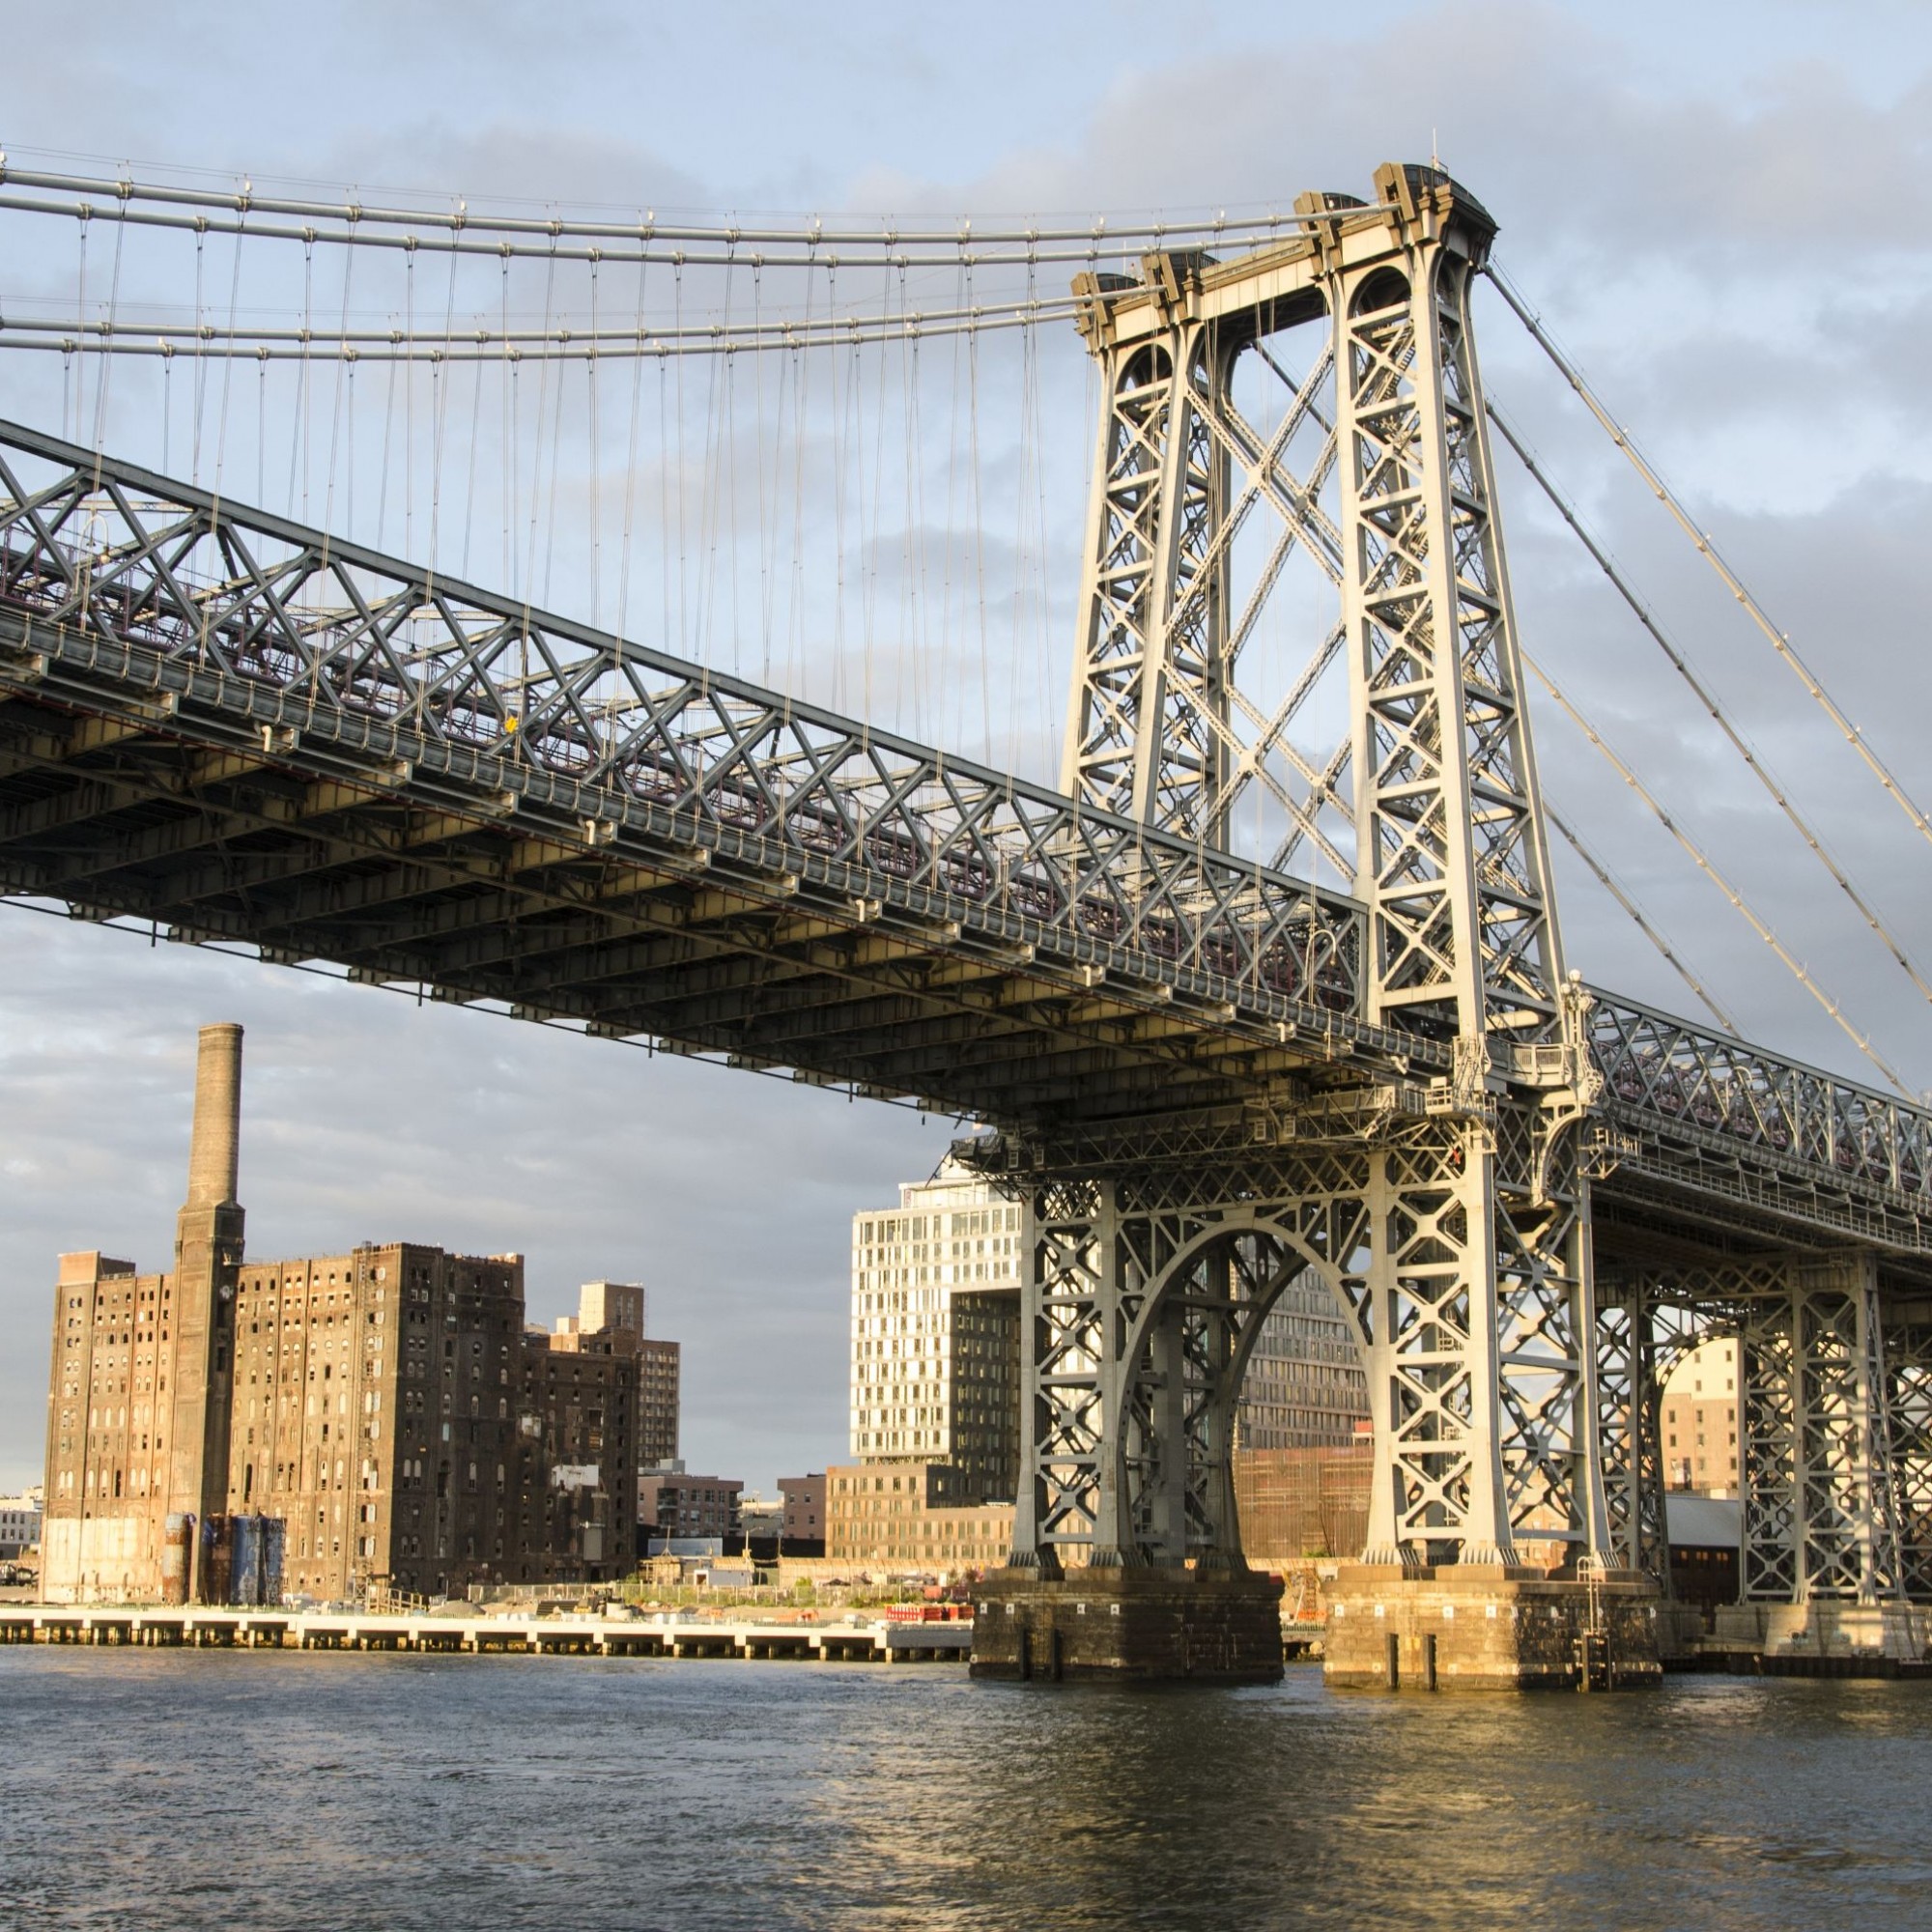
977,163,1657,1685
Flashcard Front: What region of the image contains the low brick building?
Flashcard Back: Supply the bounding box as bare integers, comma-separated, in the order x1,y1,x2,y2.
826,1462,1013,1574
780,1471,827,1553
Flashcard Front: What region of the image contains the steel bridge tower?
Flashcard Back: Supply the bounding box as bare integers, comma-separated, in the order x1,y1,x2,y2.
979,163,1643,1682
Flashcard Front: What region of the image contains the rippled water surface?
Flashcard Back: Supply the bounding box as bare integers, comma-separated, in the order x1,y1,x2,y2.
4,1651,1932,1930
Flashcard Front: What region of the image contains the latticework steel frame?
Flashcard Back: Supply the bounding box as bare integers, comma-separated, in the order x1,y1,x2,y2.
5,161,1932,1603
1032,163,1600,1574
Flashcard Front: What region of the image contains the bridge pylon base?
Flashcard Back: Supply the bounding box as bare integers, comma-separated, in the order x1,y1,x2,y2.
1323,1564,1663,1691
968,1565,1284,1683
1711,1600,1932,1663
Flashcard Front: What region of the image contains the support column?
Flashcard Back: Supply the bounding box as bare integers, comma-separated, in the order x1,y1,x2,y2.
1885,1313,1932,1601
1595,1279,1667,1584
1743,1259,1903,1606
976,1180,1284,1682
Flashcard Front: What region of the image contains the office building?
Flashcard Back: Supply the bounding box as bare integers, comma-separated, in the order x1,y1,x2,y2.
849,1164,1023,1503
1236,1274,1371,1449
1662,1338,1740,1494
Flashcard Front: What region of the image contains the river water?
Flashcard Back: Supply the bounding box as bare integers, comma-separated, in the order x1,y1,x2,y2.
3,1651,1929,1930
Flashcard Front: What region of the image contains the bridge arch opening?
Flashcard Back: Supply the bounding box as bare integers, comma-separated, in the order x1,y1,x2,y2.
1349,266,1410,316
1107,1206,1373,1572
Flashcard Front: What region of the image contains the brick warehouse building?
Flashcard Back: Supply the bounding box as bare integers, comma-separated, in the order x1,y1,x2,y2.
43,1024,677,1605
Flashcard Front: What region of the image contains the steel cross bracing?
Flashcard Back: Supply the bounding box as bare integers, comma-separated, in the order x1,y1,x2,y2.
1597,1259,1929,1612
1001,161,1932,1585
5,161,1932,1595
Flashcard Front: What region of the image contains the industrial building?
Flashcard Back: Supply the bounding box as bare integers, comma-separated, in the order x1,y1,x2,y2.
42,1025,682,1605
517,1284,647,1587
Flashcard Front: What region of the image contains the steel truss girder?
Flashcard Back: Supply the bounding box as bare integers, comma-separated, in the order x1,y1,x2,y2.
1,417,1930,1220
0,416,1370,1062
1592,990,1932,1228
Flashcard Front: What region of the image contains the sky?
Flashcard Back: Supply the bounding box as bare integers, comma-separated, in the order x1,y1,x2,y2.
3,0,1932,1492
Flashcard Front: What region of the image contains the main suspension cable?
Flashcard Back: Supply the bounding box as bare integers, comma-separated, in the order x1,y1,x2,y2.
1524,651,1911,1094
1489,261,1932,861
0,154,1330,250
0,298,1086,362
1488,399,1932,1012
0,186,1321,272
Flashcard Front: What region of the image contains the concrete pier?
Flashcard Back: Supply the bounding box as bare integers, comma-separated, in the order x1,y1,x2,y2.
1322,1564,1663,1690
968,1566,1285,1683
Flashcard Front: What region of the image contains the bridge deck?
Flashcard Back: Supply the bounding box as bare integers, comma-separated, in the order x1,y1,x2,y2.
1,418,1928,1263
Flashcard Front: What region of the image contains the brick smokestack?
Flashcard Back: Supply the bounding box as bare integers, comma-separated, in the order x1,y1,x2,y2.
170,1022,246,1600
185,1023,243,1208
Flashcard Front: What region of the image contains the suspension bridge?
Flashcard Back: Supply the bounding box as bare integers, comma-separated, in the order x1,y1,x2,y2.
4,156,1928,1684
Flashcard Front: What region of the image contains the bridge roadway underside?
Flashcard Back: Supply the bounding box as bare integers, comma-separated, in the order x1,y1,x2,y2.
0,665,1377,1131
2,646,1928,1290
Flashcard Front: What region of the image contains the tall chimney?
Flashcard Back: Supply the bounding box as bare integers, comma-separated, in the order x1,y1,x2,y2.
185,1023,243,1208
169,1022,246,1601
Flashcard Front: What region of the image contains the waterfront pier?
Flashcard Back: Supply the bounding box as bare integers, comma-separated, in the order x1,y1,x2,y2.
0,1605,971,1663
